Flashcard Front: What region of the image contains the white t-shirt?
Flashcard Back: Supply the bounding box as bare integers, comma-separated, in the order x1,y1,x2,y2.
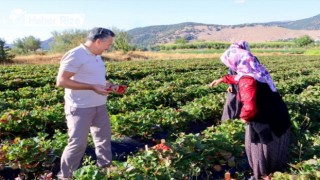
58,44,107,108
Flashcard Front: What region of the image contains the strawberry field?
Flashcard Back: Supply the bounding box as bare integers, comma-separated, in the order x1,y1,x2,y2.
0,55,319,179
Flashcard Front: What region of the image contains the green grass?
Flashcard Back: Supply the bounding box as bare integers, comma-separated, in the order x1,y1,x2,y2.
304,49,320,55
159,48,306,54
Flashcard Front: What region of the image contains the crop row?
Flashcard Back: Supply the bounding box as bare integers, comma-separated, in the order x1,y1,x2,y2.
0,55,319,178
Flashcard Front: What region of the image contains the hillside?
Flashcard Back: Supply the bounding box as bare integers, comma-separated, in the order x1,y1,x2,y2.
40,37,54,51
128,14,320,47
19,14,320,49
268,14,320,30
166,25,320,43
127,22,207,47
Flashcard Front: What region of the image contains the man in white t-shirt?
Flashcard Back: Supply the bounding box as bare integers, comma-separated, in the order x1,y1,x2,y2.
56,27,126,179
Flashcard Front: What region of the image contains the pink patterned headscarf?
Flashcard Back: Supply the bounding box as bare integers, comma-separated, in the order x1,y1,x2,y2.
220,41,277,92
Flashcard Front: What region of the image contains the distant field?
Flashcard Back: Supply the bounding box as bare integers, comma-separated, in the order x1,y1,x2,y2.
159,48,306,54
9,48,311,65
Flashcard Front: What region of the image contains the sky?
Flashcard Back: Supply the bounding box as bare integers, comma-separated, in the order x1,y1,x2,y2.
1,0,320,43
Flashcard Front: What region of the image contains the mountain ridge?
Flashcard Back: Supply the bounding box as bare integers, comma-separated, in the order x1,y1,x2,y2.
128,14,320,47
7,14,320,49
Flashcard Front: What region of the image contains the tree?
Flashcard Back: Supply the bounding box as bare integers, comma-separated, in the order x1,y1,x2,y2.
50,29,88,53
12,36,41,54
175,37,187,44
24,36,41,52
111,27,132,53
50,28,132,54
294,35,314,47
0,38,15,63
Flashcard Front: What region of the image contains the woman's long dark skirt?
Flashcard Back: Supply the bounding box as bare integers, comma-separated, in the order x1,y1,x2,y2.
221,92,241,121
245,124,290,180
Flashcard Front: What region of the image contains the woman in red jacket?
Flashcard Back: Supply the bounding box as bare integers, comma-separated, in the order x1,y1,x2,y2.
209,41,291,180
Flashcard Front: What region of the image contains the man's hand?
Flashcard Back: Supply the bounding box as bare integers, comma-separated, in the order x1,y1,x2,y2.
92,84,109,96
208,78,223,87
56,71,110,96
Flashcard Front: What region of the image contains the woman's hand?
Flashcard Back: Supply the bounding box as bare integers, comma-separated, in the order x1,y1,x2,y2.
240,119,248,123
227,86,233,93
208,78,223,87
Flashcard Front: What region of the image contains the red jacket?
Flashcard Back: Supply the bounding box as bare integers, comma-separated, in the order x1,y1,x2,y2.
222,75,257,122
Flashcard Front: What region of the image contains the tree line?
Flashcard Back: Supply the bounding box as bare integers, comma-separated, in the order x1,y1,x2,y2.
0,27,133,63
0,31,316,63
160,35,315,50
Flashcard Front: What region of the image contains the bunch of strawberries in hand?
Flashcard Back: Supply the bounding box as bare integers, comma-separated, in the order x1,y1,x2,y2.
105,83,127,94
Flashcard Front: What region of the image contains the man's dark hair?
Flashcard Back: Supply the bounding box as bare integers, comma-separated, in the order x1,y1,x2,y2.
87,27,115,41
